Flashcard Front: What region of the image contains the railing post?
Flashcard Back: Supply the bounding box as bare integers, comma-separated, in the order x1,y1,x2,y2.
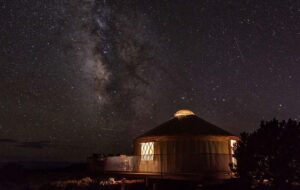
121,179,126,190
145,176,149,188
152,182,157,190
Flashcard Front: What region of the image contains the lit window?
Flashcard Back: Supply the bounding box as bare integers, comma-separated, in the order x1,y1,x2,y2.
141,142,154,161
230,140,237,166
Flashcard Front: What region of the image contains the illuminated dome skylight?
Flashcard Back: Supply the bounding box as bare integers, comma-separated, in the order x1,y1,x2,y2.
174,109,195,118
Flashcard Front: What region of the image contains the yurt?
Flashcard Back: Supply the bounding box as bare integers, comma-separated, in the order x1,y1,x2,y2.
134,109,239,180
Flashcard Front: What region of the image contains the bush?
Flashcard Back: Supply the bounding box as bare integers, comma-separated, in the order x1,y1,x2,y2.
235,119,300,187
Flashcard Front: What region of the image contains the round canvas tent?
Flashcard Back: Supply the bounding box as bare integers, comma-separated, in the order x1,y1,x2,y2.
134,110,239,180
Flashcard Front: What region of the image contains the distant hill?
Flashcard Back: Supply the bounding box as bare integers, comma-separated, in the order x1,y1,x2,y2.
0,161,85,170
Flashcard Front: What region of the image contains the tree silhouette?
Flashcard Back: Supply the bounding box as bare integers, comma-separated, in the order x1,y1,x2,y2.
235,119,300,188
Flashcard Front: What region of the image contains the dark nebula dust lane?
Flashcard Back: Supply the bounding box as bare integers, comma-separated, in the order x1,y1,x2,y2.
0,0,299,161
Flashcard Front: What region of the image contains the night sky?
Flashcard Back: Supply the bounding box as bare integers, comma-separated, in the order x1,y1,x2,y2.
0,0,299,162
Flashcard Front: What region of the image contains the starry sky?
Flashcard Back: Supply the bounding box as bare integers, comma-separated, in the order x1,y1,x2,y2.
0,0,299,162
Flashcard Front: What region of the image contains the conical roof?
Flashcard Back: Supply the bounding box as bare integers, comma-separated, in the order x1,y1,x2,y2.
138,110,233,138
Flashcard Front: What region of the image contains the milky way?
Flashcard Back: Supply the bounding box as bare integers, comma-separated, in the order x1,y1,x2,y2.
0,0,299,161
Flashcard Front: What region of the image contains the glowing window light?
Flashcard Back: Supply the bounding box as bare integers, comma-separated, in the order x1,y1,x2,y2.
230,139,237,166
141,142,154,161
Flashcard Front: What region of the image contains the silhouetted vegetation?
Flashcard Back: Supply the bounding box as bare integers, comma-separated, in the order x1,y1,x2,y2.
235,119,300,189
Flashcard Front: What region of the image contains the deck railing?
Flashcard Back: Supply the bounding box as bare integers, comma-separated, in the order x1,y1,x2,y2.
100,153,233,174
